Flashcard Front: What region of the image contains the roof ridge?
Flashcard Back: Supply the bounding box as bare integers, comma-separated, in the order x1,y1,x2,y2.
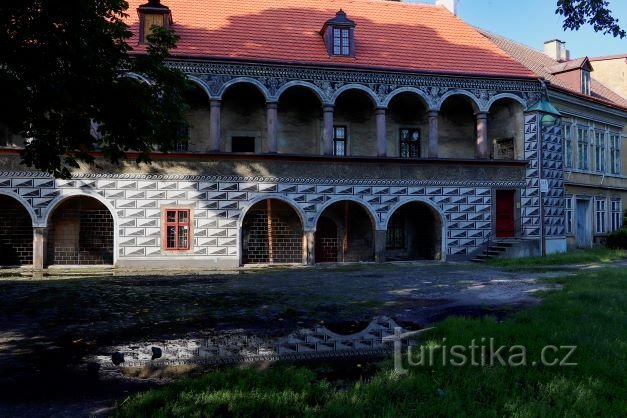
476,27,559,64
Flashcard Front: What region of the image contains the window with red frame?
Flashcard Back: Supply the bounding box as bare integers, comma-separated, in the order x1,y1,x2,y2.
164,209,190,250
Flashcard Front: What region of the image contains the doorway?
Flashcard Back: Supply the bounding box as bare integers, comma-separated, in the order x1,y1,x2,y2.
495,190,516,238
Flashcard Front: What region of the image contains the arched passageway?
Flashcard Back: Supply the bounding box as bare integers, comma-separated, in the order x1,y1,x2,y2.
221,83,267,153
333,90,377,156
47,196,114,265
438,95,477,159
0,195,34,266
241,199,303,264
387,92,429,158
385,202,442,261
315,201,374,262
277,86,322,154
488,98,524,160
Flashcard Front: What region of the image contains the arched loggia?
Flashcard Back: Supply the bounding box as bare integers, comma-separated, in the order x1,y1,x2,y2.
315,200,375,262
241,199,304,264
0,195,35,267
46,196,114,265
385,201,443,261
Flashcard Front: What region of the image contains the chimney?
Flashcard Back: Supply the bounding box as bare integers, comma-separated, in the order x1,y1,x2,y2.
544,39,570,62
436,0,459,16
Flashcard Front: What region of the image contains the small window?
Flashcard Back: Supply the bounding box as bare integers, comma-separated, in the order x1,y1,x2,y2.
164,209,191,250
176,126,189,152
565,195,573,235
576,127,589,170
611,199,622,232
595,198,607,234
563,124,573,168
609,133,621,175
232,136,255,153
399,128,420,159
581,70,591,95
594,131,606,173
333,28,350,56
333,126,346,156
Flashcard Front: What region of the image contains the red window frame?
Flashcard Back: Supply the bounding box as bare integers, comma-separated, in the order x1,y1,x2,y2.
163,209,191,250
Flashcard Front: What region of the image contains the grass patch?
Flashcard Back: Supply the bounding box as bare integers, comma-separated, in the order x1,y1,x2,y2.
116,268,627,417
487,248,627,268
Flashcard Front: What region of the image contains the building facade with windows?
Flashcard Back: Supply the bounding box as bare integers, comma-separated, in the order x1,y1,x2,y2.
481,33,627,249
1,0,621,269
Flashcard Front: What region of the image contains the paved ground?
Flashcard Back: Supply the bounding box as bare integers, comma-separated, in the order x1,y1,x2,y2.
0,261,582,417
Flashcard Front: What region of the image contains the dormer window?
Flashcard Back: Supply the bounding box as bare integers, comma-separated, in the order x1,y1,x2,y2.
137,0,172,43
581,70,591,95
333,28,350,56
321,10,356,57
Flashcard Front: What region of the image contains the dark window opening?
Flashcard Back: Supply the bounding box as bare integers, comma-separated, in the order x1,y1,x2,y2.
164,209,190,250
176,125,189,152
333,126,346,156
232,136,255,153
399,128,420,158
386,215,405,249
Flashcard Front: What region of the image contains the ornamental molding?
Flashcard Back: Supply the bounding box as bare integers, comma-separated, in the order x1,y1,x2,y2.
165,60,543,111
1,171,526,188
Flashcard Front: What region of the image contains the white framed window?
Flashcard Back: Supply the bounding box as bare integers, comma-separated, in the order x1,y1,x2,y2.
563,124,573,169
565,194,574,235
609,133,621,175
576,127,589,170
581,70,591,95
333,28,350,56
595,197,607,234
611,199,622,232
593,131,606,173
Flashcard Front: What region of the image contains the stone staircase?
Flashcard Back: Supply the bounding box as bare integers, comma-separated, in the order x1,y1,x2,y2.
471,239,521,263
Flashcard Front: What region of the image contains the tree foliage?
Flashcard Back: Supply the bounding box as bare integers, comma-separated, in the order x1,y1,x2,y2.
0,0,190,178
557,0,626,38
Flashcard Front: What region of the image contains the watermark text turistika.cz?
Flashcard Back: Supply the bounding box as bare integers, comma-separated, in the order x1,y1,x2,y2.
384,328,577,374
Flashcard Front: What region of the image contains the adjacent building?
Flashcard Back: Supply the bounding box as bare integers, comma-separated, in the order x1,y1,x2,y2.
481,32,627,248
0,0,622,269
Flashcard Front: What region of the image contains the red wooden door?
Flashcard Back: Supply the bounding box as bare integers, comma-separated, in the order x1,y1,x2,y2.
496,190,515,238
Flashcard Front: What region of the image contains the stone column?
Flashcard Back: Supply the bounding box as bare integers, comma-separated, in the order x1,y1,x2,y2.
266,101,279,153
428,110,439,158
376,107,387,157
374,229,387,263
322,105,334,155
33,227,47,270
475,111,489,159
303,230,315,265
209,99,221,152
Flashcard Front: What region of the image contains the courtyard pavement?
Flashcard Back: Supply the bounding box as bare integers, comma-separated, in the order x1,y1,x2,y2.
0,261,586,417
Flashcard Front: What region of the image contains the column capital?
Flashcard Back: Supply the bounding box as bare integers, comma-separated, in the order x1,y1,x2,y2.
266,101,279,108
474,111,489,118
209,98,222,106
427,110,439,118
375,106,387,113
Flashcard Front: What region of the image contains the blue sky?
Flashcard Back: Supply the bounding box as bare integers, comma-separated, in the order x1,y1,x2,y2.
420,0,626,58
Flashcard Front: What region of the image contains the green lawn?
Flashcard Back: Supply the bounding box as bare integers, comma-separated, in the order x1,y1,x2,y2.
116,268,627,417
487,248,627,268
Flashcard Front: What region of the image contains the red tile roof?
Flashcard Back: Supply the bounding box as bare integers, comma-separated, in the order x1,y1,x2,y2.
125,0,535,78
479,29,627,109
589,54,627,61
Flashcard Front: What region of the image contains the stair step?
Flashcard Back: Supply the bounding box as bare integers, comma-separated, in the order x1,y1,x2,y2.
471,258,486,263
474,254,493,260
490,245,510,251
485,250,502,256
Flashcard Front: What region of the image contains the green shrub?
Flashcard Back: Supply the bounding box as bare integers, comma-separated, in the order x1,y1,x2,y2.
606,228,627,249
